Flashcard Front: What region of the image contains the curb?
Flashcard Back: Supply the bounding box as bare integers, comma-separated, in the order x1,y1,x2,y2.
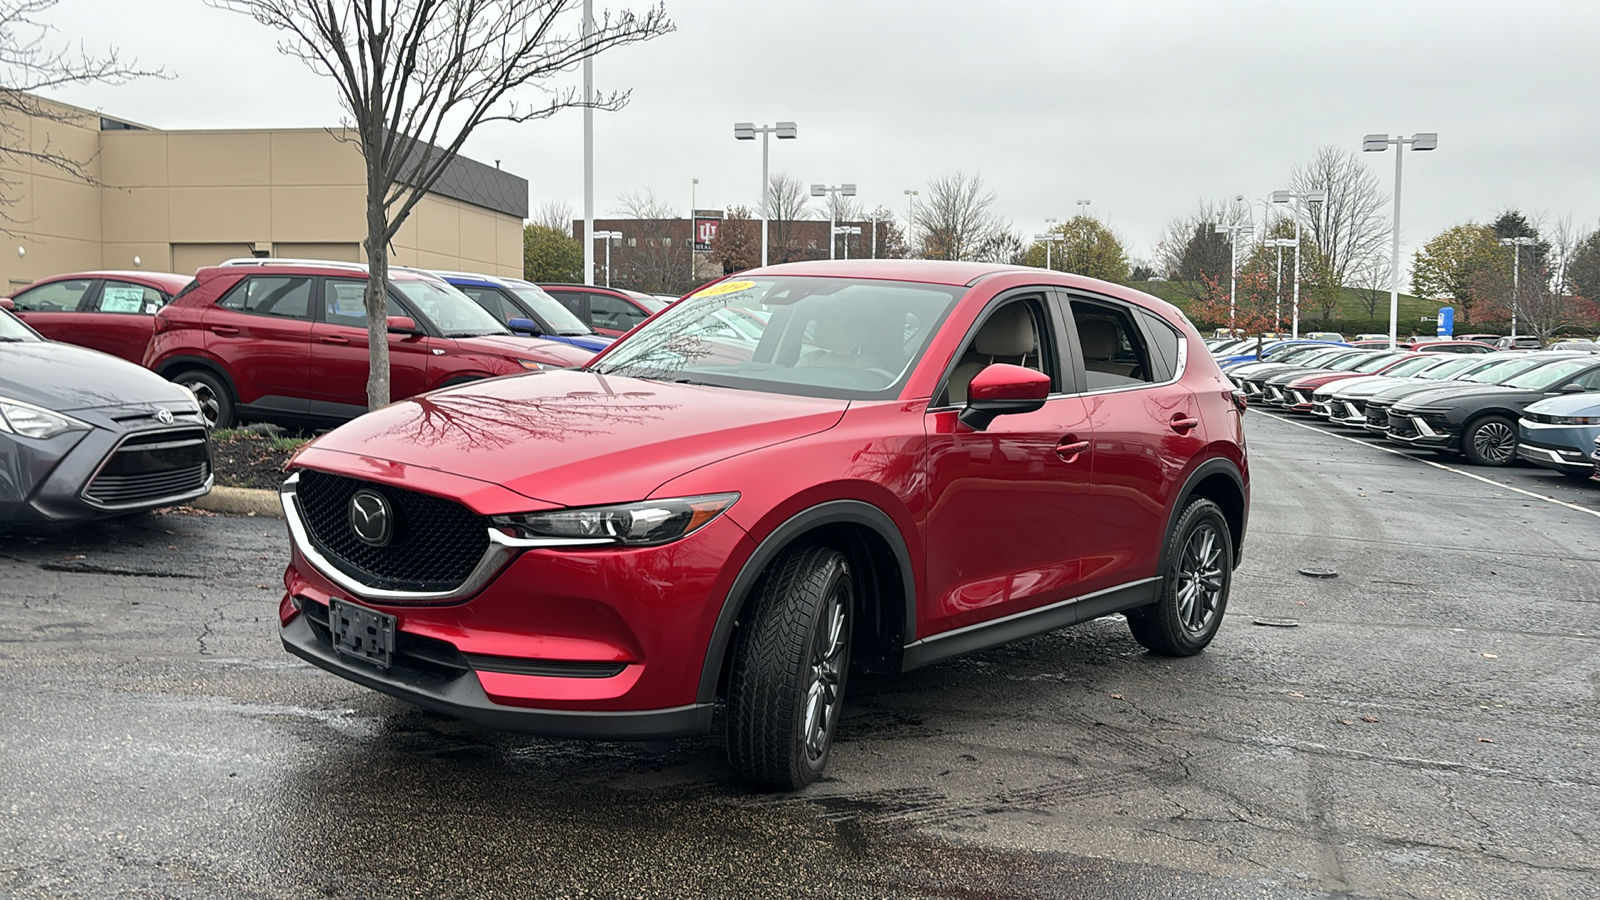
190,486,283,519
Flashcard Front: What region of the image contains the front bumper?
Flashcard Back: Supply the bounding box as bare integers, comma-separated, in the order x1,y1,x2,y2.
1517,424,1600,475
1386,412,1455,449
0,416,211,524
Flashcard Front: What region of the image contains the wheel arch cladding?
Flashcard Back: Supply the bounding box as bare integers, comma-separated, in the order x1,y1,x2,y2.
1164,459,1247,570
698,500,914,704
159,356,234,391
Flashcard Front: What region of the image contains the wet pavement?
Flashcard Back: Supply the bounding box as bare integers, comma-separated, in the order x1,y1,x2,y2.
2,414,1597,899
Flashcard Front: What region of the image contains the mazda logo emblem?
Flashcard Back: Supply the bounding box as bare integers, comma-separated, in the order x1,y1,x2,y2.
155,407,174,425
348,490,394,547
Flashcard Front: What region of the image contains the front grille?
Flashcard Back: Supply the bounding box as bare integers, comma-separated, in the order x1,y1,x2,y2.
1389,415,1419,438
1366,404,1392,428
1290,390,1309,405
295,470,491,593
83,427,211,507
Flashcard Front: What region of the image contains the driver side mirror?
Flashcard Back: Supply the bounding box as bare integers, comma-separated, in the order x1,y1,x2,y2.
0,298,13,311
959,364,1050,431
507,316,542,336
386,315,423,335
1560,382,1589,394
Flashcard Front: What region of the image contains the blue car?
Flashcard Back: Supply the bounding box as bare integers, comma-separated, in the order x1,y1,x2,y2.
435,271,614,353
1216,339,1347,370
1518,393,1600,479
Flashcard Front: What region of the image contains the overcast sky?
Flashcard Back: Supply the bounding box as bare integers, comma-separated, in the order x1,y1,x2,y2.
40,0,1600,268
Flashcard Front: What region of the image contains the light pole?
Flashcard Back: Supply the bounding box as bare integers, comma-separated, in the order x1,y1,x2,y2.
734,121,798,267
1033,232,1062,271
1270,189,1328,340
834,226,861,260
592,230,622,287
869,211,878,259
810,183,856,259
582,0,594,285
904,189,918,253
1264,237,1297,334
1500,235,1535,337
1077,199,1091,219
1363,132,1438,349
1213,220,1254,334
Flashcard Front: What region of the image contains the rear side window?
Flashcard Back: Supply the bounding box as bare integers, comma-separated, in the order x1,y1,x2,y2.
1071,299,1156,390
219,276,313,320
12,278,93,312
97,280,165,315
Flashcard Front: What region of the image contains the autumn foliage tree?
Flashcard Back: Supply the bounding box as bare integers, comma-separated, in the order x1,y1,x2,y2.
709,204,759,274
1023,215,1130,283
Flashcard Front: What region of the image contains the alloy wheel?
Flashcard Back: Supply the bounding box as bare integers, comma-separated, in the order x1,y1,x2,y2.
802,583,848,762
182,381,221,428
1472,420,1517,464
1175,524,1225,634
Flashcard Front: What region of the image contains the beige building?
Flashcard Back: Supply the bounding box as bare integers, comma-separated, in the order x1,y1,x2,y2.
0,95,526,290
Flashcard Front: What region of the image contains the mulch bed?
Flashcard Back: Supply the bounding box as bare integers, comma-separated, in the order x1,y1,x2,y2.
210,429,307,490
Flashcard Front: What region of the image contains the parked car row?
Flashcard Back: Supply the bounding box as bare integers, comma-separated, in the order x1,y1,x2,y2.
2,261,665,430
1220,342,1600,480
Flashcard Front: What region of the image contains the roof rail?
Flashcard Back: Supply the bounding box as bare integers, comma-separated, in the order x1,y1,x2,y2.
429,268,506,284
218,257,370,271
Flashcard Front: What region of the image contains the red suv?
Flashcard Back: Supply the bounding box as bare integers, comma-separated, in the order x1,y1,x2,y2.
277,260,1250,788
6,271,192,363
144,260,593,428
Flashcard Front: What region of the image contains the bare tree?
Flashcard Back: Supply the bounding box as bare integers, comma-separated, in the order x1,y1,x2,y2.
611,186,690,293
532,198,574,235
1288,146,1391,293
1516,214,1588,341
0,0,160,219
764,172,813,262
212,0,671,408
914,171,1007,262
1153,199,1235,305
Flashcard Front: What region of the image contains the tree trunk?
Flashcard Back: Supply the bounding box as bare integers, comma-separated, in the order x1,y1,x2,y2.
363,165,392,410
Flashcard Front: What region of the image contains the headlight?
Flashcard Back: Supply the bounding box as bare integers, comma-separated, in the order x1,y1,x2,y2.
0,397,89,439
1548,415,1600,425
492,493,738,547
516,359,543,370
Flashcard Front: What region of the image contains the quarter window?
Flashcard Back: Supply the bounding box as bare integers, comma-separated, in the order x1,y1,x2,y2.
1138,309,1182,381
1071,299,1156,390
219,276,313,320
12,278,92,312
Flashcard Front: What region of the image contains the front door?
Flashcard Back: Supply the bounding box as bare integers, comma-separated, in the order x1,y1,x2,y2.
309,278,432,419
920,292,1096,638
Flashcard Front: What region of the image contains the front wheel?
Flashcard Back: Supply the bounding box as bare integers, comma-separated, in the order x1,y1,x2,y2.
1462,415,1518,466
1128,498,1233,656
725,545,853,790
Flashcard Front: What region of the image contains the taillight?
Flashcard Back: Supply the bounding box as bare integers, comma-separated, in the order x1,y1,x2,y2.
153,314,169,334
1230,389,1248,413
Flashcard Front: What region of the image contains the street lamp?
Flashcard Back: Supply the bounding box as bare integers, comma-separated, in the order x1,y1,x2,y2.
582,0,595,285
1034,231,1062,271
1264,238,1297,334
1499,236,1536,337
1270,188,1328,340
904,189,919,252
1363,132,1438,348
592,230,622,287
810,183,856,259
834,225,861,260
1077,199,1091,218
734,120,798,267
1213,220,1254,333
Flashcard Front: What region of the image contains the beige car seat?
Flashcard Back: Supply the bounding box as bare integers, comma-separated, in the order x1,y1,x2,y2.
1081,318,1138,380
946,303,1038,405
797,317,887,370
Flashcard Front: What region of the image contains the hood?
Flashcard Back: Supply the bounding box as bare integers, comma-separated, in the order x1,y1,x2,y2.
1393,383,1529,409
454,334,596,367
549,333,614,353
1524,393,1600,417
0,340,195,413
1327,376,1421,399
298,369,849,507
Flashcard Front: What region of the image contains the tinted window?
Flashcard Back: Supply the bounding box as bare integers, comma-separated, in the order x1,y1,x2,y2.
459,286,514,323
97,280,164,315
1139,310,1182,380
322,279,402,327
1568,367,1600,391
1071,299,1155,390
591,294,648,331
12,278,92,312
219,276,313,320
389,279,507,336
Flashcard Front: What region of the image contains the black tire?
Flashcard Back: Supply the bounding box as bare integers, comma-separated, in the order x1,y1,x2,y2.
172,370,234,430
1461,415,1518,467
1127,498,1233,656
725,545,854,791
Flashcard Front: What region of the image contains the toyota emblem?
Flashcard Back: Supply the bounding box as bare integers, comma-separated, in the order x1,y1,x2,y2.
348,490,394,547
155,407,174,425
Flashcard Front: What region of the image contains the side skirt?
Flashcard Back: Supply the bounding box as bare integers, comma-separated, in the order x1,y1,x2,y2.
899,577,1159,671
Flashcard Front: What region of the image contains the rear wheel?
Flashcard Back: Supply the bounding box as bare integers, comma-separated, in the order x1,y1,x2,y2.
1462,415,1518,466
726,545,853,790
1128,498,1233,656
171,370,234,429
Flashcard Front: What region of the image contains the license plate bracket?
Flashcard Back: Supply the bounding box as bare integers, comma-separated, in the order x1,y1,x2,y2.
328,598,396,670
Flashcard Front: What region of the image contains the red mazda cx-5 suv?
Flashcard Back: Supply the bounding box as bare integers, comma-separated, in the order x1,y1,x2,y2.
144,260,593,428
277,260,1250,789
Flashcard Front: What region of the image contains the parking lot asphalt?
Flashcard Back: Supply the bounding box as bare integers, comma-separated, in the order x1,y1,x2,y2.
2,414,1597,900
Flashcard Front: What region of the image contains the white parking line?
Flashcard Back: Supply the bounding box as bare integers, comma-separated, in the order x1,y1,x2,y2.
1258,411,1600,521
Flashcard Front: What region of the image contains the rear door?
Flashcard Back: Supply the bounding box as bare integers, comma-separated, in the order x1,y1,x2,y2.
9,277,97,346
205,274,314,415
72,279,166,363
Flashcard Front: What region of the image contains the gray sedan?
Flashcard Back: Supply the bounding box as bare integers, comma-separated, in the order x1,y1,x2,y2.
0,306,212,523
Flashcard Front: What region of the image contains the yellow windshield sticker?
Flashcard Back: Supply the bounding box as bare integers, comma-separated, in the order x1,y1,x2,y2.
692,280,756,299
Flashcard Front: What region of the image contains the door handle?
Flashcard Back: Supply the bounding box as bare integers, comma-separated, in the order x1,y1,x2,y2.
1169,415,1199,433
320,335,350,344
210,325,240,336
1054,437,1090,462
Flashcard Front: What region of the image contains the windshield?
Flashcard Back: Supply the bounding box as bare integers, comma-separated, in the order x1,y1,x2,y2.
1502,359,1594,390
1385,356,1442,377
508,285,590,335
1350,353,1404,373
1463,357,1552,383
592,276,964,399
1422,357,1486,379
1328,352,1380,372
1261,343,1322,360
393,279,510,338
0,309,41,341
633,295,669,314
1211,339,1249,354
